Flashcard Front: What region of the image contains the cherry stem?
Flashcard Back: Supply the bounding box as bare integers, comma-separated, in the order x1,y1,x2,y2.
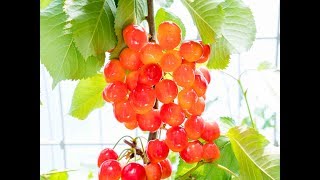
112,135,134,149
117,148,132,161
147,0,156,42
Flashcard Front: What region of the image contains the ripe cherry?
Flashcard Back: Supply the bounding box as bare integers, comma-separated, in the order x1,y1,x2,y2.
159,159,172,179
146,139,169,163
155,79,178,104
126,70,139,91
99,160,122,180
199,67,211,84
173,64,195,88
113,100,136,123
202,143,220,162
137,109,162,132
119,48,142,71
180,140,203,164
97,148,118,167
178,88,198,110
160,50,182,72
102,81,128,103
121,162,147,180
140,42,163,65
129,84,156,114
197,41,211,63
157,21,181,50
160,103,185,127
138,63,163,86
192,73,208,97
188,97,205,116
165,126,188,152
103,60,126,83
179,41,203,62
184,116,205,140
144,163,162,180
124,119,138,130
123,24,148,51
201,121,220,142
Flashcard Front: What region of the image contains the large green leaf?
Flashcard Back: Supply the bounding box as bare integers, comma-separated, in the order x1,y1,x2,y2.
65,0,117,59
175,136,239,180
69,73,106,120
110,0,148,59
227,126,280,180
181,0,256,70
155,8,186,40
40,0,53,9
40,0,105,88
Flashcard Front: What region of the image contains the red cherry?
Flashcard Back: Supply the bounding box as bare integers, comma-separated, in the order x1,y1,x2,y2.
99,160,121,180
137,109,162,132
138,63,163,86
121,162,147,180
179,41,203,62
113,100,136,123
126,70,139,91
201,121,220,142
155,79,178,104
199,67,211,84
146,139,169,163
123,24,148,51
145,163,162,180
159,159,172,179
202,143,220,162
160,103,185,127
165,126,188,152
180,140,203,164
196,41,211,63
184,116,205,140
129,84,156,114
103,60,126,83
97,148,118,167
119,48,142,71
102,81,128,103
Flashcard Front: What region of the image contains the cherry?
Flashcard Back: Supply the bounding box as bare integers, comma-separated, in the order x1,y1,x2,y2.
121,162,147,180
160,50,182,72
103,60,126,83
97,148,118,167
201,121,220,142
157,21,181,50
146,139,169,163
119,48,142,71
123,24,148,51
126,70,139,91
102,81,128,103
179,41,203,62
113,100,136,123
137,109,162,132
180,140,203,164
124,119,138,130
188,97,205,116
129,84,156,114
192,73,208,97
159,159,172,179
165,126,188,152
199,67,211,84
202,143,220,162
178,88,198,110
184,116,205,140
196,41,211,63
155,79,178,104
140,42,163,65
173,64,195,88
138,63,163,86
145,163,162,180
99,160,122,180
160,103,185,127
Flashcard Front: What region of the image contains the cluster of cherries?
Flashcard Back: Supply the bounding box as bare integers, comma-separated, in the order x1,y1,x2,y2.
98,21,221,180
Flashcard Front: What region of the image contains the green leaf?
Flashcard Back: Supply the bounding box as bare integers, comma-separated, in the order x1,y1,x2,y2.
49,171,68,180
257,61,273,71
157,0,174,8
110,0,148,59
64,0,117,59
220,116,236,128
227,126,280,180
181,0,256,70
40,0,53,9
87,171,94,179
40,0,105,88
206,38,230,69
155,8,186,40
175,136,239,180
69,73,106,120
180,0,225,44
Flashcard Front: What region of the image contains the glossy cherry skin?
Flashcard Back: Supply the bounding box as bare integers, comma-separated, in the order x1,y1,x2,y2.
199,67,211,84
97,148,118,167
202,143,220,162
102,81,128,103
146,139,169,163
160,50,182,72
113,100,136,123
139,42,163,65
179,41,203,62
144,163,162,180
155,79,178,104
157,21,181,50
192,73,208,97
180,140,203,164
188,97,205,116
165,126,188,152
201,121,220,142
196,41,211,63
103,60,126,83
119,48,142,71
126,70,139,91
173,64,195,88
137,109,162,132
178,88,198,110
121,162,147,180
184,116,205,140
123,24,148,51
99,160,122,180
129,84,156,114
159,159,172,179
138,63,163,86
160,103,185,127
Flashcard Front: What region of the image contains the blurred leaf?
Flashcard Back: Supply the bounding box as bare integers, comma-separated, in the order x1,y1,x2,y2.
87,171,94,179
69,74,106,120
40,0,53,9
241,117,251,126
157,0,174,8
155,8,186,39
257,61,273,71
220,117,236,128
